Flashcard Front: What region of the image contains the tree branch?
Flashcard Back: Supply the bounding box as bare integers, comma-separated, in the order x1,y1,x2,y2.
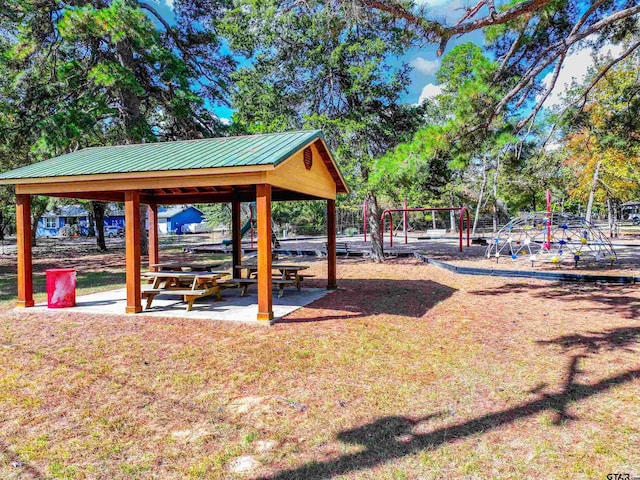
493,4,640,116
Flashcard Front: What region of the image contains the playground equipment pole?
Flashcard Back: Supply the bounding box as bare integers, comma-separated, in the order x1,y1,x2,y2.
545,189,551,251
380,207,470,252
404,198,408,244
363,199,367,242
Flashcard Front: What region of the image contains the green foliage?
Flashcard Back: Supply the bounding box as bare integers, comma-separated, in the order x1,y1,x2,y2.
221,0,421,195
0,0,234,234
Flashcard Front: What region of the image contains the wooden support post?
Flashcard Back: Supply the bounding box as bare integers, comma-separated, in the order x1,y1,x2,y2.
16,194,34,308
232,198,242,276
327,198,337,290
256,184,273,321
148,204,159,272
125,191,142,314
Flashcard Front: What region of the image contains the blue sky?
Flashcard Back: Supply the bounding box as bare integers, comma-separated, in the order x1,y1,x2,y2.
151,0,483,120
149,0,482,118
151,0,607,122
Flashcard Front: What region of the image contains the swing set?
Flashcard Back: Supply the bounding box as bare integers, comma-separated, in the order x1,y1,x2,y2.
363,199,471,252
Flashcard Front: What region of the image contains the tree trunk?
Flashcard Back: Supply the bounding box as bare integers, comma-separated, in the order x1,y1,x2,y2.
88,214,95,237
30,214,39,247
0,210,3,241
492,160,499,233
531,188,537,211
449,191,456,233
472,160,488,236
607,197,618,238
366,192,384,262
585,156,602,223
116,39,149,255
92,201,107,252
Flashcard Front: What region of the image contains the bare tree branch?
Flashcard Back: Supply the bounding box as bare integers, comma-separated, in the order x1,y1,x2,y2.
515,52,566,131
493,4,640,117
358,0,556,54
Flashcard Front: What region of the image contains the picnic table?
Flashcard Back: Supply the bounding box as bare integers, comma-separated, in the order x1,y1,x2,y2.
229,263,312,297
141,271,230,311
150,262,222,272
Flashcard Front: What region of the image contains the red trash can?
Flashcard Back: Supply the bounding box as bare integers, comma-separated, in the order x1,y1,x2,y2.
46,268,76,308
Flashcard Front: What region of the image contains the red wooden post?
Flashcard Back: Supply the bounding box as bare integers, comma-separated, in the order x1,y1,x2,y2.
125,191,142,314
327,199,337,289
16,194,34,308
249,202,255,249
256,184,273,321
148,204,159,271
232,198,242,276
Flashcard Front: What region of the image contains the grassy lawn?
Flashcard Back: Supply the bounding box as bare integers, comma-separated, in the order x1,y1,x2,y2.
0,254,639,479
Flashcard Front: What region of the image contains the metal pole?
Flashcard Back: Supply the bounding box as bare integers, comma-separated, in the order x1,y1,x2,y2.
466,208,470,247
404,198,408,244
458,209,463,252
546,189,551,250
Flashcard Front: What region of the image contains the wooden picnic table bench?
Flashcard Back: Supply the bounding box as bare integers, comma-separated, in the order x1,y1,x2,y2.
219,277,297,298
141,271,230,311
235,263,310,290
324,242,350,256
150,262,222,272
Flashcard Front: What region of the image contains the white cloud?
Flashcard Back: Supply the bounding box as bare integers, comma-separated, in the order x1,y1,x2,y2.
410,57,440,76
541,43,624,107
418,83,443,104
165,0,174,10
219,117,231,126
413,0,461,7
412,0,466,15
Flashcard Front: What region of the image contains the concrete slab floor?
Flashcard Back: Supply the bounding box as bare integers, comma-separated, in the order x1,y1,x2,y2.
27,287,333,324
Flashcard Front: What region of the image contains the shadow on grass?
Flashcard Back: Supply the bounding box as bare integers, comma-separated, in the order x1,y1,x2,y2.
260,326,640,479
469,281,640,319
538,326,640,353
0,440,45,478
276,279,457,323
260,364,640,479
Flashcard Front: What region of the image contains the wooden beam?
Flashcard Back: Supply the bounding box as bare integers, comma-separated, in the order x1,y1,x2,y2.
231,197,242,276
148,204,159,272
256,184,273,322
327,199,337,290
125,191,142,314
16,194,34,308
139,192,239,205
15,170,270,195
46,191,125,202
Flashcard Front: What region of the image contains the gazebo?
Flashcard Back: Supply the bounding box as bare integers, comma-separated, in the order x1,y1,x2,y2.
0,130,348,322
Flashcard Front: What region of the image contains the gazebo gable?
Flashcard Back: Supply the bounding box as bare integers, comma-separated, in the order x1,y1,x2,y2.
268,138,347,200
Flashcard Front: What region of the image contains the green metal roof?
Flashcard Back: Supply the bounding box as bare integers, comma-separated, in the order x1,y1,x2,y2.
0,130,338,181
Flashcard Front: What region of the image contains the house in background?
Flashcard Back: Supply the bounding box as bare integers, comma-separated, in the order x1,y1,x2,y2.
158,205,205,234
37,205,91,237
37,204,203,237
37,204,126,237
